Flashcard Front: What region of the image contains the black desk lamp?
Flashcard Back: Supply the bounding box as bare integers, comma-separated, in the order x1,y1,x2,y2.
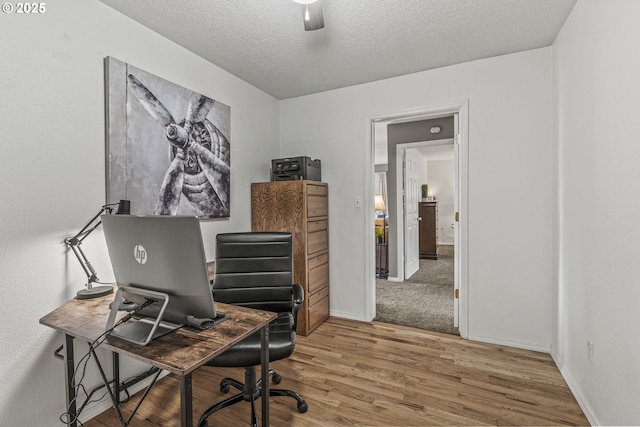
64,199,131,299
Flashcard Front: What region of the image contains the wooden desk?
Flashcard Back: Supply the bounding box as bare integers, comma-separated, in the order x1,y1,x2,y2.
40,293,276,427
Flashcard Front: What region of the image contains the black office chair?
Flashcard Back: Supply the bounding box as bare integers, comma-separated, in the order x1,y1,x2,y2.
198,232,308,427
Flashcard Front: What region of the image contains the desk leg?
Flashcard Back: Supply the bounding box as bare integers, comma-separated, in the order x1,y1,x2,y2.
113,352,120,403
63,334,77,427
180,374,193,427
261,325,269,427
89,346,127,426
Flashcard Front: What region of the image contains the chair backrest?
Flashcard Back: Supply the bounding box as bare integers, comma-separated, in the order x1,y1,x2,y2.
213,232,294,313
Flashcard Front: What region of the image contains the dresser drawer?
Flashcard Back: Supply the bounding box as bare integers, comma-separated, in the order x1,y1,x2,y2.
308,219,327,233
306,184,327,197
308,229,328,255
308,253,328,270
308,260,328,294
308,287,329,330
307,194,328,218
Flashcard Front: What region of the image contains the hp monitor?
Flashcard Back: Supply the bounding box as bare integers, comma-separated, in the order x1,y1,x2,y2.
101,215,217,345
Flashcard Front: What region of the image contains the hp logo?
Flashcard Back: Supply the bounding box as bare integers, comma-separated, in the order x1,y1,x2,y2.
134,245,147,265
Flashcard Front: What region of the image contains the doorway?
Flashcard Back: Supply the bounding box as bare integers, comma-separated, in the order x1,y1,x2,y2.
366,101,469,338
376,134,458,334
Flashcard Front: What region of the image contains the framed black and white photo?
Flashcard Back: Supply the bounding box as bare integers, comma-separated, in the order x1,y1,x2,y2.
105,57,231,218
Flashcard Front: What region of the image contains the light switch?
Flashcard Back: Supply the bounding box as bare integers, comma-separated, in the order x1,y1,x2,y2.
354,196,362,208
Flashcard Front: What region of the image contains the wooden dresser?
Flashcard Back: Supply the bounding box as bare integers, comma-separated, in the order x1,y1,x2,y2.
251,180,329,336
419,201,438,259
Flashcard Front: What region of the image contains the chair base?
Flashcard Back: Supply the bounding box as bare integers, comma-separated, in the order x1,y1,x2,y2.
198,367,308,427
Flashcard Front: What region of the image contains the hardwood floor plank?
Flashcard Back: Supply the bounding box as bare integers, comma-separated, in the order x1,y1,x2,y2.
82,318,589,426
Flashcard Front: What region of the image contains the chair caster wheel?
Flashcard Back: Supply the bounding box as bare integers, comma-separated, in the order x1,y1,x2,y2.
271,372,282,384
298,400,308,413
219,381,230,393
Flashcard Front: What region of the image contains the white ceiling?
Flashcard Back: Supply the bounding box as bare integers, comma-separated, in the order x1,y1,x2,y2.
98,0,576,100
418,144,454,161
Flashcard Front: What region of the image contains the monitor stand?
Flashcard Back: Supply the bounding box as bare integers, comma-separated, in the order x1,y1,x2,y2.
105,286,181,346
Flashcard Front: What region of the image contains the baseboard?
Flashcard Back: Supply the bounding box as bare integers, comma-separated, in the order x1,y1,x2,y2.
55,369,170,427
551,352,599,426
467,333,551,353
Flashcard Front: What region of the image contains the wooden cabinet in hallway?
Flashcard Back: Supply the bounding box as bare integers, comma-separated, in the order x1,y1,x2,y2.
419,201,438,259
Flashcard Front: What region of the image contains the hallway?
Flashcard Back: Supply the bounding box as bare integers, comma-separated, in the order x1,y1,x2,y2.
375,246,458,335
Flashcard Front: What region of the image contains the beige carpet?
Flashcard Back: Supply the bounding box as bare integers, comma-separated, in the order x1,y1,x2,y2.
374,246,459,335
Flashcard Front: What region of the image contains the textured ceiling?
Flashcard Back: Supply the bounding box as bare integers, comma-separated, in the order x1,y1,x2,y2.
97,0,576,100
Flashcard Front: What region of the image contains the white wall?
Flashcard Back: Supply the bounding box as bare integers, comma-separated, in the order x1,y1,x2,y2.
428,160,455,245
553,0,640,424
418,157,429,194
280,47,554,350
0,1,279,425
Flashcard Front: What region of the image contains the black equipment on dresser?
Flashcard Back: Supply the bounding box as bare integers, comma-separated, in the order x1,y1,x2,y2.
271,156,321,181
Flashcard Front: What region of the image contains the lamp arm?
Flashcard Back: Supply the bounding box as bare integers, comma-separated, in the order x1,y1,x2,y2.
68,243,99,286
67,204,117,244
64,203,119,287
63,200,130,299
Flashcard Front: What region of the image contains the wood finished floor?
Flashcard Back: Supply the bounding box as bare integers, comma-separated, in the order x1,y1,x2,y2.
84,318,589,426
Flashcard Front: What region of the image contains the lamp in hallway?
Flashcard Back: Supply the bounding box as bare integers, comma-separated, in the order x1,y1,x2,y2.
374,194,386,212
375,194,388,278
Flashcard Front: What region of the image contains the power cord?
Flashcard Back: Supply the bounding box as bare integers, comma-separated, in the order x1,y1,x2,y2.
58,298,156,426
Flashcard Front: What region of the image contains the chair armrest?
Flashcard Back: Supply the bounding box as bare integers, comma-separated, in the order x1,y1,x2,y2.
292,283,304,306
291,284,304,329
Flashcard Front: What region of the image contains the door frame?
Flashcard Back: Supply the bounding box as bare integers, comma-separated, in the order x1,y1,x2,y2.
365,99,469,338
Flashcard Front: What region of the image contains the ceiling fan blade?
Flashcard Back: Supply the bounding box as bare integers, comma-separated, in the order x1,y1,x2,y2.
303,1,324,31
127,74,175,127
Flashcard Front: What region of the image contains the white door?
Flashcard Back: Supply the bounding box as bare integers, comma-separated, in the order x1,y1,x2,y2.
403,149,420,279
